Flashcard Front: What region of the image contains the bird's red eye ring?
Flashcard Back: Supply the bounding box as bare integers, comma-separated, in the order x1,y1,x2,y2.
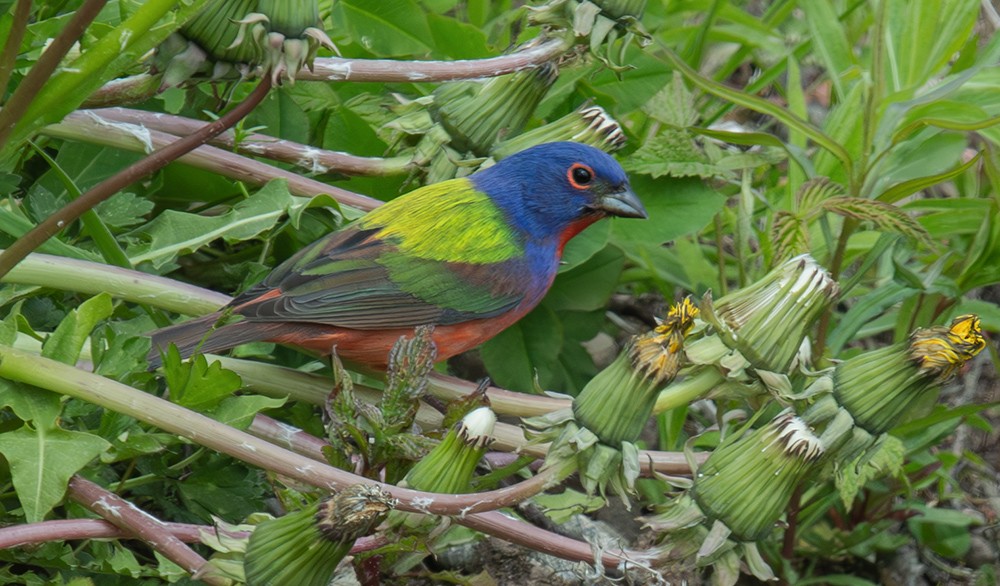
567,163,594,189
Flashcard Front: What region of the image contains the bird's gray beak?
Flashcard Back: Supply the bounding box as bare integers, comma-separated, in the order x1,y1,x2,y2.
599,186,647,219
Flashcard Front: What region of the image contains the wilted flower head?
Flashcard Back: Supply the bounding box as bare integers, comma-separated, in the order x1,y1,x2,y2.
632,297,699,385
909,314,987,381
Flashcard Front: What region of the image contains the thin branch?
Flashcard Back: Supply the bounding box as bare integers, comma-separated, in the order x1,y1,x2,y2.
0,77,273,279
301,36,572,82
41,109,381,210
458,512,654,571
91,107,413,176
0,517,385,553
0,0,31,99
83,35,573,107
0,0,109,150
0,519,206,548
66,476,226,585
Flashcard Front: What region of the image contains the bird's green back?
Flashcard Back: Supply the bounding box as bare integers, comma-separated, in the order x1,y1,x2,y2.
359,178,523,264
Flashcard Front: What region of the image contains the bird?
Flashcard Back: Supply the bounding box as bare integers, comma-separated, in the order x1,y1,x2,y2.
147,142,646,369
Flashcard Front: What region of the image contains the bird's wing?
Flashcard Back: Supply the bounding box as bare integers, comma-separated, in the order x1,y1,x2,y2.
229,179,531,330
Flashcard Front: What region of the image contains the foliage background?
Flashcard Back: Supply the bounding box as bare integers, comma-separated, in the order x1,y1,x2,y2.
0,0,998,584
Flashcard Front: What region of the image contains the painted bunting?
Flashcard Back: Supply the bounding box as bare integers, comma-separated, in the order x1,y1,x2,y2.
147,142,646,368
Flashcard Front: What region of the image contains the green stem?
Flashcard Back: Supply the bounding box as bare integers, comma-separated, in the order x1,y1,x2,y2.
0,344,560,516
653,368,725,414
0,77,272,279
26,140,132,268
0,0,109,153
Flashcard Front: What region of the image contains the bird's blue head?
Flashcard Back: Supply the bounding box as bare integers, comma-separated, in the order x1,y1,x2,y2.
471,142,646,243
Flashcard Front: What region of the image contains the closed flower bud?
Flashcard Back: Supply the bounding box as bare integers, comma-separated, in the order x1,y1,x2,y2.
573,298,697,446
834,315,985,435
244,485,395,586
692,412,823,541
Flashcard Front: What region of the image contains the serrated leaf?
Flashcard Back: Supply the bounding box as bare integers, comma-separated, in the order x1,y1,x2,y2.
0,426,109,522
41,293,113,365
623,129,715,178
770,210,810,262
835,435,905,508
642,71,698,127
822,196,934,248
163,351,243,412
94,192,154,229
796,176,846,216
126,180,296,268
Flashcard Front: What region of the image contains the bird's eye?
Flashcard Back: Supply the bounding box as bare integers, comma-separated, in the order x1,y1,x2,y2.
568,163,594,189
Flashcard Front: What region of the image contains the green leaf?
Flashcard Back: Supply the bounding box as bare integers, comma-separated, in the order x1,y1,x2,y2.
545,245,624,312
163,352,243,412
876,152,982,204
822,196,934,248
610,175,728,246
251,90,310,144
209,395,286,430
0,426,109,522
480,305,562,393
662,48,854,176
41,293,113,365
126,180,297,269
427,13,491,59
559,220,610,272
94,192,155,229
332,0,433,57
907,504,977,559
642,71,698,127
835,435,904,508
803,0,855,99
623,128,715,178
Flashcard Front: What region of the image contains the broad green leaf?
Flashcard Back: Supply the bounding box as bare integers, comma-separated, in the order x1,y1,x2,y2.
332,0,433,57
610,176,727,247
163,352,243,412
867,131,968,200
642,72,698,127
835,435,904,508
883,0,979,91
545,245,625,312
480,305,562,393
907,504,977,559
94,192,155,229
126,180,297,268
251,91,310,144
209,395,286,430
0,379,62,430
41,293,113,365
559,220,610,272
0,426,109,522
803,0,855,99
427,13,491,59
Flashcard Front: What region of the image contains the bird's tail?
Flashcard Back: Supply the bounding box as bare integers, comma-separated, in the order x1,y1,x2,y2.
146,312,282,369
